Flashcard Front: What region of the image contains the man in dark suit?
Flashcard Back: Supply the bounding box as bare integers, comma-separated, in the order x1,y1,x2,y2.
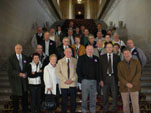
41,31,56,56
77,45,99,113
99,42,120,113
57,37,74,60
95,23,107,37
8,44,28,113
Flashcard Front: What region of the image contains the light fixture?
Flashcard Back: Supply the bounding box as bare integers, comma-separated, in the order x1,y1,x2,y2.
78,11,82,15
77,0,82,4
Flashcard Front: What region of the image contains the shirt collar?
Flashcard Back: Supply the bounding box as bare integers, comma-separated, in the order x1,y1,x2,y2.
38,33,42,36
97,47,102,50
63,45,69,50
131,47,135,52
16,54,22,59
87,55,93,58
76,44,80,48
107,53,113,56
65,57,70,62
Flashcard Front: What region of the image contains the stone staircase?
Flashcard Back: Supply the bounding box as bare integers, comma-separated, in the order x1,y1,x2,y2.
0,19,151,112
141,63,151,102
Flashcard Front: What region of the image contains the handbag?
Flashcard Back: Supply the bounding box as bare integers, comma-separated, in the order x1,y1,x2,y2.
41,90,57,111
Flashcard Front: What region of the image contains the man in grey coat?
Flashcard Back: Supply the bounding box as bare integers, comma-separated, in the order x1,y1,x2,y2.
93,39,106,58
8,44,28,113
127,39,147,67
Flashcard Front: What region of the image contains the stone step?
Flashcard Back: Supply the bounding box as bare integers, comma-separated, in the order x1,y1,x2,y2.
141,81,151,87
0,81,10,87
0,71,7,74
144,94,151,102
141,74,151,78
0,87,12,94
142,71,151,75
0,96,10,101
141,76,151,81
141,87,151,94
0,76,9,81
143,68,151,71
144,65,151,68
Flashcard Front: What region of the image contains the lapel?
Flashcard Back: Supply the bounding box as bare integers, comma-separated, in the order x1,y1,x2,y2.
14,54,19,65
104,54,108,70
43,40,46,51
113,54,116,69
14,54,25,71
97,48,101,56
62,57,74,71
48,40,51,50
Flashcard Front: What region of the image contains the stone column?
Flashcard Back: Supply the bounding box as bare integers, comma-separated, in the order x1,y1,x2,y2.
86,0,91,19
69,0,73,19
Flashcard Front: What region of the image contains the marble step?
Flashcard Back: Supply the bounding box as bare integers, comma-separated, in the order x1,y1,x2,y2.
0,80,10,87
142,71,151,75
144,93,151,102
144,63,151,66
0,96,10,101
0,87,12,94
141,80,151,87
0,75,8,81
141,76,151,81
143,67,151,71
141,87,151,94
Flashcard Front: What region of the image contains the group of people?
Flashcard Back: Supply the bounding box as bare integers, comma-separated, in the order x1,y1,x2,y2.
8,21,147,113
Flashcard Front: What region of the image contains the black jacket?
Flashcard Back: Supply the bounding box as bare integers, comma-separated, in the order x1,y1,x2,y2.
99,54,120,84
41,40,56,56
8,54,28,96
76,54,100,83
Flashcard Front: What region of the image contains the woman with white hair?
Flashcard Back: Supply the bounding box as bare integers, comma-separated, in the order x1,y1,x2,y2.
44,54,60,107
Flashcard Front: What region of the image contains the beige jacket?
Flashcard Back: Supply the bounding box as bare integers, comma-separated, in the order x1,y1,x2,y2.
56,57,78,88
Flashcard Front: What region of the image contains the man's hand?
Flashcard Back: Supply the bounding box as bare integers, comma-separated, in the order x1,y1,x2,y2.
22,73,27,78
39,70,42,72
126,83,133,88
32,72,35,74
47,88,51,91
65,80,73,84
99,81,104,87
19,73,26,78
19,73,24,77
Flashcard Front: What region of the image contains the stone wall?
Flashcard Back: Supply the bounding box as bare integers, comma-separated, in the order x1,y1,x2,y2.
0,0,59,69
101,0,151,61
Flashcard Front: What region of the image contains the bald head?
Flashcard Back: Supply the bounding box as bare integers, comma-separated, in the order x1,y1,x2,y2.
86,45,94,56
64,48,72,58
15,44,23,54
127,40,134,49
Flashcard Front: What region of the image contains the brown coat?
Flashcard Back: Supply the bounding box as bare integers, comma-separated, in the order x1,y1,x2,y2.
71,44,85,57
117,59,141,92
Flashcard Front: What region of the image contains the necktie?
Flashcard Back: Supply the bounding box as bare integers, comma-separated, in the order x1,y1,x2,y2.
76,47,79,58
70,36,72,45
67,59,70,79
98,49,102,57
19,55,23,71
108,55,112,74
